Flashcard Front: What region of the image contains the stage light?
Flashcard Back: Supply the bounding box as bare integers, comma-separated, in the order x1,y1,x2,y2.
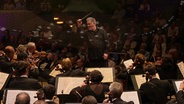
56,21,64,24
54,17,59,21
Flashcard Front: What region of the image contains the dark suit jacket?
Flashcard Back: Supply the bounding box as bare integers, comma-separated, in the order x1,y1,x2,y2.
76,83,109,103
112,98,134,104
176,90,184,104
0,55,15,74
7,77,42,90
139,78,171,104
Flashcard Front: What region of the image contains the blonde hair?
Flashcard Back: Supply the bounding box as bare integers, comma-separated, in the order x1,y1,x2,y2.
61,58,72,69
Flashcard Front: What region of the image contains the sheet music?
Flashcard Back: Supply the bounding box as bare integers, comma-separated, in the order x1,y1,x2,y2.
132,73,160,89
177,61,184,77
173,80,183,92
5,90,37,104
49,64,62,77
86,67,114,83
0,72,9,90
56,77,85,95
121,91,140,104
123,59,134,69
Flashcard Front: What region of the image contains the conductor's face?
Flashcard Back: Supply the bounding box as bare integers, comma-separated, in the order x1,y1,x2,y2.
87,20,96,31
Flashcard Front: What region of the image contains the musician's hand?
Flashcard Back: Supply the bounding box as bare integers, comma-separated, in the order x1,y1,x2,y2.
102,98,110,104
127,64,134,70
77,19,82,28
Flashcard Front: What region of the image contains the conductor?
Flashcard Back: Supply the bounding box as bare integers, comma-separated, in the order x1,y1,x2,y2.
77,17,108,67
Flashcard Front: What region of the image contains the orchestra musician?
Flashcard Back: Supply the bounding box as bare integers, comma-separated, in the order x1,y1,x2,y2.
0,45,16,74
70,70,109,103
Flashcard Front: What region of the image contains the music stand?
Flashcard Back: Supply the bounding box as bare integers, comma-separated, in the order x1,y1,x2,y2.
3,89,37,104
131,73,160,90
177,61,184,77
55,76,85,95
172,80,183,92
121,91,142,104
0,72,11,90
85,67,115,83
55,76,85,103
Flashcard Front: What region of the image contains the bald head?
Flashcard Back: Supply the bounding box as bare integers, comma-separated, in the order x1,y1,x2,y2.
4,45,15,60
15,92,30,104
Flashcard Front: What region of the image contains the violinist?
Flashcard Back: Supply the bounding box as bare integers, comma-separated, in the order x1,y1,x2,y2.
70,70,109,103
0,45,16,74
26,42,40,78
56,58,73,76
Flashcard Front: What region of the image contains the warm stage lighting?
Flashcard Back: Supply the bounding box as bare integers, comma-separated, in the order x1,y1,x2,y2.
56,21,64,24
53,17,59,21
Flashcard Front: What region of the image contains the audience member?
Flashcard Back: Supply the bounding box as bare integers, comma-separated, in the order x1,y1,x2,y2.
15,92,30,104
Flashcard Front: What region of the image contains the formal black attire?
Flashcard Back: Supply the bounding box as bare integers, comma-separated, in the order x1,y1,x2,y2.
176,90,184,104
72,83,109,103
139,78,172,104
112,98,134,104
7,76,42,90
0,55,15,74
84,28,108,67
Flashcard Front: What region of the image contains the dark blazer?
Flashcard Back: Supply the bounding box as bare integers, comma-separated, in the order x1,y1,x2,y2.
112,98,134,104
76,83,109,103
0,55,15,74
139,78,171,104
7,77,42,90
176,90,184,104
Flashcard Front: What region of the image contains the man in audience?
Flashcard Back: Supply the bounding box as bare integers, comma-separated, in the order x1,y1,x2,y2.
15,92,30,104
